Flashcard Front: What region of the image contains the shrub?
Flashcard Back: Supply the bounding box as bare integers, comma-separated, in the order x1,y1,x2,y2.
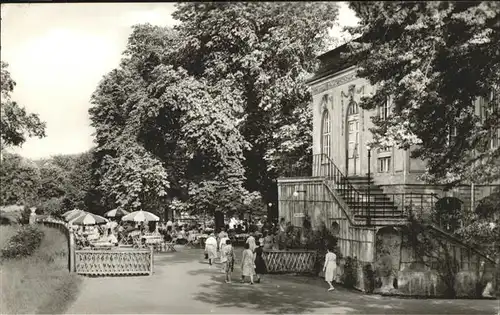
1,226,45,259
343,256,359,288
363,263,376,293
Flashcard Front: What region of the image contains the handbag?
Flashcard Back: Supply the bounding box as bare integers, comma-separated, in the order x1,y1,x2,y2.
204,253,208,259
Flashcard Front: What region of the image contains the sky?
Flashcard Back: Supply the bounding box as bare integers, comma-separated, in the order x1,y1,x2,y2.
1,2,358,160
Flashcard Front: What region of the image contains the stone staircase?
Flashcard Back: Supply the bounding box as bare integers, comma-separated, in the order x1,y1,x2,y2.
344,176,405,220
315,154,432,226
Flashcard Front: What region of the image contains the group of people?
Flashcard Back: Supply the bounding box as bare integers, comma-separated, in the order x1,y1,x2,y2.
203,218,339,292
204,229,267,284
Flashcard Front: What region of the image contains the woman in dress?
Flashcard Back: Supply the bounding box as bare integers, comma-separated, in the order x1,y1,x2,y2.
254,241,267,283
246,232,257,252
205,233,218,267
241,243,255,284
262,231,274,250
323,247,337,292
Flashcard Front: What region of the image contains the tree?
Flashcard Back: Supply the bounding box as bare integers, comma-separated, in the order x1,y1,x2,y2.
171,2,338,206
345,2,500,186
1,61,45,149
89,4,339,217
0,153,41,206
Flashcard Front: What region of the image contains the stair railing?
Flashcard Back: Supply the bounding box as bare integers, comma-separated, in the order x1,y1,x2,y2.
313,154,440,221
313,154,370,218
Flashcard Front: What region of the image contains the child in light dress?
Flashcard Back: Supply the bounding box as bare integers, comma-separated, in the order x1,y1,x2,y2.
323,247,337,292
221,239,234,283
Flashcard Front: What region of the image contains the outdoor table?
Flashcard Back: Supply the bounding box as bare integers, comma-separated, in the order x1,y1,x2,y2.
90,242,115,249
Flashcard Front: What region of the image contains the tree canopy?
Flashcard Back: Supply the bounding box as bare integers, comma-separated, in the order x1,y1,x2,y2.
1,61,46,149
346,1,500,186
89,3,339,216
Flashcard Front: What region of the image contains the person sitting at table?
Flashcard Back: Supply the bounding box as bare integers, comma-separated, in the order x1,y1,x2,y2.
163,230,173,242
176,227,187,244
106,229,118,245
87,227,101,241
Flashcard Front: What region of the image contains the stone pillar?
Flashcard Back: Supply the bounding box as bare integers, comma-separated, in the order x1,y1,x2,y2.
29,207,37,225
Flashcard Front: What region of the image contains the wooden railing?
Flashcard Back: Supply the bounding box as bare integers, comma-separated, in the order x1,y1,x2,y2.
75,248,153,276
263,250,316,274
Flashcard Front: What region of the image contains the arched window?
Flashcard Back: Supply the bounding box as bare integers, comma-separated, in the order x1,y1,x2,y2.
321,110,331,157
347,100,359,116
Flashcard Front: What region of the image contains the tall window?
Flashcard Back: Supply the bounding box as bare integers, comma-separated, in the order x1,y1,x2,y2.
379,96,392,120
321,110,331,157
378,157,391,173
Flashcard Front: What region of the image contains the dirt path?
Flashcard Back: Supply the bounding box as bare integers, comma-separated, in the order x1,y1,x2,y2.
65,247,499,314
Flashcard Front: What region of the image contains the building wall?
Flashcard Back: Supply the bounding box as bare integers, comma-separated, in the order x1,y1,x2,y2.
278,178,375,263
309,68,497,190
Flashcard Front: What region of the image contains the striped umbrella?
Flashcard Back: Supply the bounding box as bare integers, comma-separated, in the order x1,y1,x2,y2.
104,208,130,218
121,210,160,222
62,209,79,217
64,209,86,222
70,212,108,226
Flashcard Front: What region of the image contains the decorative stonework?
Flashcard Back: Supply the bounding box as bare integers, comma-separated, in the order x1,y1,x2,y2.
320,94,329,112
311,72,357,95
341,98,344,135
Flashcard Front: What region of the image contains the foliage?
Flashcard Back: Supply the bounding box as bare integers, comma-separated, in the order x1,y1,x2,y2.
405,217,461,298
37,197,65,217
363,263,376,293
346,2,500,186
343,256,359,289
0,153,41,206
433,197,464,232
0,61,46,148
0,151,93,217
89,3,340,216
1,225,44,259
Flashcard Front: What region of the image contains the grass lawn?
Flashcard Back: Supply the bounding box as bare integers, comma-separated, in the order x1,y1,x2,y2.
0,225,82,314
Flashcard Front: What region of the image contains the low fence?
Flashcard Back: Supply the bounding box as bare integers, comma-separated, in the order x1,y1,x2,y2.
263,250,316,274
38,216,154,276
75,248,153,276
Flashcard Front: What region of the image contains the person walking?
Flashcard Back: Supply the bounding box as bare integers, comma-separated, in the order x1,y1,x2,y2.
323,247,337,292
246,232,257,252
205,233,218,268
254,241,267,283
219,234,230,273
222,239,234,283
241,243,255,284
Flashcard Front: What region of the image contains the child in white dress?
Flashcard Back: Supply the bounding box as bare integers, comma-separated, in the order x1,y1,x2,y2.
323,247,337,292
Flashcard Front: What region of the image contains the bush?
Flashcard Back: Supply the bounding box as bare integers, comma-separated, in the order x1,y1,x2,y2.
1,226,45,259
363,263,376,293
343,256,359,288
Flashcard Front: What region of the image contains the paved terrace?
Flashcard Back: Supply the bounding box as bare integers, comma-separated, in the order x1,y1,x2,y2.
66,247,499,314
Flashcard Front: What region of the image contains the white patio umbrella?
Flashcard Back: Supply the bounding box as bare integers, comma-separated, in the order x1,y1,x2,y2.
62,209,79,217
70,212,109,226
64,209,86,222
104,208,130,218
121,210,160,222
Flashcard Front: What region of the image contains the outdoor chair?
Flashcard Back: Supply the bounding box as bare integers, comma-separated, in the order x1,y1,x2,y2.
164,241,176,252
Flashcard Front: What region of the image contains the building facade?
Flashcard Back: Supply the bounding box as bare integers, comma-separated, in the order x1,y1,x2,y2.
276,45,498,295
